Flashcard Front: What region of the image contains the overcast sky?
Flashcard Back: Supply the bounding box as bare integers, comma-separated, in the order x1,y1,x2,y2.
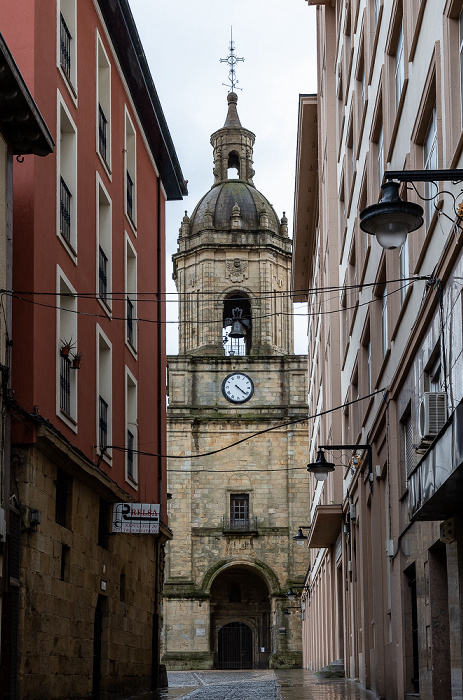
128,0,317,353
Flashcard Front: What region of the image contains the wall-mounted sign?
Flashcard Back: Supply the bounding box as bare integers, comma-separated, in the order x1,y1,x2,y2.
112,503,160,534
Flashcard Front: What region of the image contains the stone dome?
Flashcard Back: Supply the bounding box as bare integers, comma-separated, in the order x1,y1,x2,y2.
189,180,280,235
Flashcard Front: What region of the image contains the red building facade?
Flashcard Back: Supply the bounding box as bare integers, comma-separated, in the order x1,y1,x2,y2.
0,1,186,697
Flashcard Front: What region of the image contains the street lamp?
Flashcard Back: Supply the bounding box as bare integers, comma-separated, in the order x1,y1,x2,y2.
292,526,310,545
307,445,373,484
360,169,463,249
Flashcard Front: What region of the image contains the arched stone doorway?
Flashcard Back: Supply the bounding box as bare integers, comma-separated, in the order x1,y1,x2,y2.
210,565,271,669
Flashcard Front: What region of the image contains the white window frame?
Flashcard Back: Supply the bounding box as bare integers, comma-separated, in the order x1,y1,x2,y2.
125,367,138,486
57,267,78,430
96,175,112,314
399,238,410,304
57,92,78,258
395,20,404,111
423,106,438,228
57,0,77,99
96,31,111,173
381,286,388,357
125,233,137,353
124,107,137,231
97,326,112,462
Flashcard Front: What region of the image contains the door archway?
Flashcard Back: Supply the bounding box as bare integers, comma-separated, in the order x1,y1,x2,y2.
218,622,252,669
210,564,271,669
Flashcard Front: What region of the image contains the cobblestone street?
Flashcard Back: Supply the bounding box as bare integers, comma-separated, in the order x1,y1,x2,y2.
137,670,379,700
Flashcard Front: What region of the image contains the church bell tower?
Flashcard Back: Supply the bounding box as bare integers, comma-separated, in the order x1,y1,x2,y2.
162,82,310,671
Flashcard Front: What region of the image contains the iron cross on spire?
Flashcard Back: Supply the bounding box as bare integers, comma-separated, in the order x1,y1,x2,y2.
220,27,244,92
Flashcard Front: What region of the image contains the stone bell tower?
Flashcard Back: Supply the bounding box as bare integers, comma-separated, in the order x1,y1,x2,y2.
162,89,310,671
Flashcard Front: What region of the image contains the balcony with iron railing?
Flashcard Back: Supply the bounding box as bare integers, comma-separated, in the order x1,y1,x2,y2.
127,429,135,480
60,355,71,415
222,516,258,534
60,12,72,82
99,396,108,450
99,246,108,303
98,104,108,164
126,296,134,346
60,176,72,244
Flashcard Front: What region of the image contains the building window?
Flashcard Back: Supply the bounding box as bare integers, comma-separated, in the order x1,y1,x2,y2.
98,499,110,549
99,396,108,449
423,105,438,228
126,236,137,350
126,369,138,484
377,125,384,193
57,269,77,425
399,238,410,304
125,109,137,228
403,412,414,480
223,295,252,355
381,286,388,357
97,328,112,458
230,494,249,529
58,0,77,91
97,33,111,168
395,20,404,111
97,178,112,311
60,544,70,581
55,468,72,528
58,97,77,254
374,0,380,26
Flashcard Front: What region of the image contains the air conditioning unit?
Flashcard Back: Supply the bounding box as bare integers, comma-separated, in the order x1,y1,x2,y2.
419,392,447,442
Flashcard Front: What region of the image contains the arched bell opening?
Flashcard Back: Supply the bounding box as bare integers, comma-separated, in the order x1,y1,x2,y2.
222,294,252,355
210,565,271,670
227,151,240,179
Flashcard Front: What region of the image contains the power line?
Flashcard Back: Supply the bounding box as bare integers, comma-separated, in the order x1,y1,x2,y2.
98,386,387,469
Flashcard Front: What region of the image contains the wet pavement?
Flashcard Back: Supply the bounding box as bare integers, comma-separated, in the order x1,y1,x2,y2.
136,669,379,700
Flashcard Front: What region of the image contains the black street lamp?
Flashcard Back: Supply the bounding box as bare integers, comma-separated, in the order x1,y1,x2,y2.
360,169,463,249
292,526,310,545
307,445,373,484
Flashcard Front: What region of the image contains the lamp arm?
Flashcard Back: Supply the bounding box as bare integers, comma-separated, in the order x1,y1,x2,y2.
384,169,463,183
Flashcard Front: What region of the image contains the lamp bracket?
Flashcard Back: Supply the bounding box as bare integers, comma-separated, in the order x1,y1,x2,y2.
385,169,463,184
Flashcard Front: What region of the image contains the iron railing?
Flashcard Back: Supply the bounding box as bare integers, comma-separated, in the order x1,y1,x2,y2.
99,246,108,302
222,516,258,532
60,176,72,243
99,396,108,450
126,296,134,345
98,104,108,163
127,429,134,479
60,13,72,81
60,355,71,414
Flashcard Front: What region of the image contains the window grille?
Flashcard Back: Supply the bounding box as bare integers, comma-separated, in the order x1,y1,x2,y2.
60,355,71,414
98,104,108,163
60,12,72,81
127,429,134,479
99,246,108,301
60,176,72,243
99,396,108,450
126,296,134,345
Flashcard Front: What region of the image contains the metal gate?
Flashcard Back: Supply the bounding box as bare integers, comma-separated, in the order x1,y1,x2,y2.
218,622,252,669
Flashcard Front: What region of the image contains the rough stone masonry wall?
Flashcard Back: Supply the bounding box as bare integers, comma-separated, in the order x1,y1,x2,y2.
11,444,159,700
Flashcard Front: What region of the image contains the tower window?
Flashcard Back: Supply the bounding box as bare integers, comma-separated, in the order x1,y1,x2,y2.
223,295,252,355
227,151,240,179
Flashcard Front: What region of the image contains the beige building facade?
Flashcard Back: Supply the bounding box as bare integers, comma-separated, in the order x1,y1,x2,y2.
294,1,463,698
163,92,310,670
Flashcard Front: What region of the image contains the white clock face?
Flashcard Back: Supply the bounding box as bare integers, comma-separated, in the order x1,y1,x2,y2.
222,373,254,404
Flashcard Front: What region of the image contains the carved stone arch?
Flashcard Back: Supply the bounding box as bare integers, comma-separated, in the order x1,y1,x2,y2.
200,558,282,596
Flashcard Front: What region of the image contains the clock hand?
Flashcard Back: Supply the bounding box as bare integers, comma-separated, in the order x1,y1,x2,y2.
235,384,246,394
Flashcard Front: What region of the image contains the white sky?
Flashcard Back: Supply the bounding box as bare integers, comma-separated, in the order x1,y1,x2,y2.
128,0,317,353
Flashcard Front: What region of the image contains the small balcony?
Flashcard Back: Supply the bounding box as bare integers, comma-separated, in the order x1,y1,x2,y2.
126,171,134,223
60,12,72,81
126,296,134,346
98,104,108,164
60,176,72,243
222,516,258,535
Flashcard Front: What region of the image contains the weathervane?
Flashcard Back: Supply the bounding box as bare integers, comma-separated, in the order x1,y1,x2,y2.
220,27,244,92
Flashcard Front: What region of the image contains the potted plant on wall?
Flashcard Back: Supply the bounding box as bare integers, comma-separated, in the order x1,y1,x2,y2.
71,351,84,370
60,338,76,357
